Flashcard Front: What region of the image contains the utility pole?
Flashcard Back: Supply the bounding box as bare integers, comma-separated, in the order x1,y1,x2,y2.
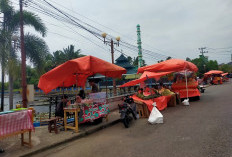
137,24,143,68
101,33,120,96
19,0,28,108
199,47,208,63
198,47,208,56
110,39,117,96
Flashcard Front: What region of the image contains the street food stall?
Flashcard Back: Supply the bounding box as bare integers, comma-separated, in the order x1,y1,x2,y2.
38,55,126,132
222,73,229,82
120,71,172,113
132,59,199,112
171,72,200,99
204,70,223,85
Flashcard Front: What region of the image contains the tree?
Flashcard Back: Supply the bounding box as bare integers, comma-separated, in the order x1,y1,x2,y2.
132,56,146,67
186,57,191,62
219,64,232,73
127,56,133,65
44,45,84,71
0,0,47,110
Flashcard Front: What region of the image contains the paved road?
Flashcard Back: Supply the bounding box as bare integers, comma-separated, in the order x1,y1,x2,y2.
33,82,232,157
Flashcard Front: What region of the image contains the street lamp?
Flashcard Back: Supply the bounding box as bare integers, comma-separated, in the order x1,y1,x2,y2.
101,33,120,96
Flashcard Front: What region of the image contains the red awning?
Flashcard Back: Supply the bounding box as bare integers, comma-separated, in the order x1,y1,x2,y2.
222,73,228,76
138,59,198,73
38,56,126,94
204,70,223,75
120,71,171,87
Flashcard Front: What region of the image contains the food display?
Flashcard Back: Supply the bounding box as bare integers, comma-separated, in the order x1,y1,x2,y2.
160,89,175,96
136,92,161,100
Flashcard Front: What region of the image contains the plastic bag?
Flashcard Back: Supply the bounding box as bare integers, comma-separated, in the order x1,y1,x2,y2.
148,102,163,124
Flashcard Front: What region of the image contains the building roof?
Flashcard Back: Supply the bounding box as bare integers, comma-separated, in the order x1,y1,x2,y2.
115,54,137,74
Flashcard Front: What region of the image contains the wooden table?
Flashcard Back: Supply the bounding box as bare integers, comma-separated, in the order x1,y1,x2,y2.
0,110,34,147
63,108,80,133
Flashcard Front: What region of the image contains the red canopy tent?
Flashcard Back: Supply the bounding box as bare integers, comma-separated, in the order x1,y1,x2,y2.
138,59,199,101
38,56,126,94
138,59,198,73
222,73,228,76
120,71,171,87
204,70,223,75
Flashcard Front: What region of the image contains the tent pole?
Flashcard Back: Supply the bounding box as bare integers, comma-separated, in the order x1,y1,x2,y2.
76,73,78,98
185,70,189,99
62,82,64,98
105,75,108,103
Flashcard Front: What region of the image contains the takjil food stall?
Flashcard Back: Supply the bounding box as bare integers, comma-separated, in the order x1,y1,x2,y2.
38,55,126,131
122,59,200,115
204,70,223,85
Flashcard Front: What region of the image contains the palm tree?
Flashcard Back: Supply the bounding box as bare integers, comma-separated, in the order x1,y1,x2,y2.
44,45,84,70
0,0,48,110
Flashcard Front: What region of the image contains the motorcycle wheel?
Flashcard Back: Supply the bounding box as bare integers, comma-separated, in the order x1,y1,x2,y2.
123,117,130,128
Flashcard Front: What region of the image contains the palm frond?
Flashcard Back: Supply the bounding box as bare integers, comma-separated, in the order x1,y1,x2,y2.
24,33,49,74
11,11,47,37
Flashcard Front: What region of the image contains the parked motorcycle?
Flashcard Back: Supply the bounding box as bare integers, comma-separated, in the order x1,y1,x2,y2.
118,96,137,128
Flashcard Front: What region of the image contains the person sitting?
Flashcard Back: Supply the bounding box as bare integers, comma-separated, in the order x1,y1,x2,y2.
137,88,143,95
88,80,99,93
78,89,86,99
55,95,68,118
159,82,165,94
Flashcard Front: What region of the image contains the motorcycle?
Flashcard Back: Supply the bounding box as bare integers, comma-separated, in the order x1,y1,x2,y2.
118,96,137,128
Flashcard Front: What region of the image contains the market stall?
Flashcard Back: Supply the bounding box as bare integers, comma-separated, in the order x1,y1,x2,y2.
38,56,126,131
171,73,200,99
204,70,223,85
120,71,174,111
138,59,199,102
222,73,229,82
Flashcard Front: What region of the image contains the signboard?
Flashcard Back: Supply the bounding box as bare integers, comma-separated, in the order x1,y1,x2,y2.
89,92,106,103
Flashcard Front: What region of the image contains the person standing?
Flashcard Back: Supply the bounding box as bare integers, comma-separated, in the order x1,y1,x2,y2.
88,80,99,93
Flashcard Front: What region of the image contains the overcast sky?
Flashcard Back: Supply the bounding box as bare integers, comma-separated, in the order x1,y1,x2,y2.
12,0,232,65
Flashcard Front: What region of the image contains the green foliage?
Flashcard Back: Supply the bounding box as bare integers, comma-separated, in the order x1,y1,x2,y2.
187,57,219,77
26,66,40,85
0,82,8,90
24,33,49,74
44,45,84,71
10,11,47,37
132,56,146,67
219,64,232,73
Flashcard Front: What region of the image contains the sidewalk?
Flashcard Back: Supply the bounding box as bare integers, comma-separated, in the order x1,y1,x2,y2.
0,110,120,157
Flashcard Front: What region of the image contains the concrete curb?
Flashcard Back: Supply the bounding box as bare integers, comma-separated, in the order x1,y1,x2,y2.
20,119,121,157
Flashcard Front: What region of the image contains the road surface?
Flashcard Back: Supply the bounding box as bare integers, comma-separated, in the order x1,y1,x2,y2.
33,82,232,157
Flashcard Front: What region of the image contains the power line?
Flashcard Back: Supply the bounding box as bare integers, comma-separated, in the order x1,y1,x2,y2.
26,0,172,62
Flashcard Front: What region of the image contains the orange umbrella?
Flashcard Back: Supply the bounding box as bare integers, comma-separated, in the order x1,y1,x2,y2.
204,70,223,75
120,71,171,87
38,56,127,94
138,59,198,73
222,73,228,76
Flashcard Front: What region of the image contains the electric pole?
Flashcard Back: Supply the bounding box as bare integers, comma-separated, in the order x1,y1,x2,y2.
199,47,208,63
198,47,208,56
101,33,120,96
19,0,28,108
137,24,143,68
110,39,117,96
